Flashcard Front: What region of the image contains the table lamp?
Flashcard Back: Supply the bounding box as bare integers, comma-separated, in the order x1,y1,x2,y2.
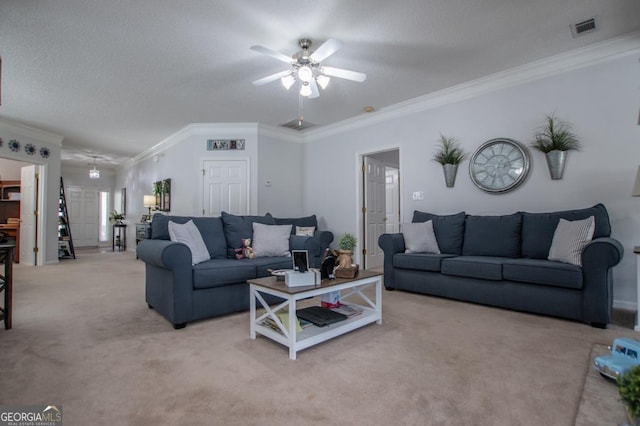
143,195,156,217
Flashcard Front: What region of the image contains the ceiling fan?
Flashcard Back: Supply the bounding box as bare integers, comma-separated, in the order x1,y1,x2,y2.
250,38,366,99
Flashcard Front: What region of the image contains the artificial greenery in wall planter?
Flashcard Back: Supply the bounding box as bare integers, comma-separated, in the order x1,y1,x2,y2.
152,179,171,212
432,134,467,188
530,114,581,180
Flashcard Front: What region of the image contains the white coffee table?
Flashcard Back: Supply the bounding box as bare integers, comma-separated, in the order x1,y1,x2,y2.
248,270,382,360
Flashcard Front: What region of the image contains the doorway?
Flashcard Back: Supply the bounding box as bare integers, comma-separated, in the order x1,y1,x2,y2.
361,149,400,269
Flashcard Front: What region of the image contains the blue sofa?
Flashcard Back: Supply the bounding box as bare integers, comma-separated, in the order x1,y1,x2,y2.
378,204,623,328
136,213,333,328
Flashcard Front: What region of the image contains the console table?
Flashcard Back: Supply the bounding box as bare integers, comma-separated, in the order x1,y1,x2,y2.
112,223,127,251
0,243,15,330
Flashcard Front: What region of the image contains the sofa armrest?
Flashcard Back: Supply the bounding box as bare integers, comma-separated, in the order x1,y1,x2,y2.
136,239,192,268
314,230,334,253
581,237,624,326
378,233,406,289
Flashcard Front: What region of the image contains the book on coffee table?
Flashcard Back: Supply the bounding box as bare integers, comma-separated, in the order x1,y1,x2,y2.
330,303,363,318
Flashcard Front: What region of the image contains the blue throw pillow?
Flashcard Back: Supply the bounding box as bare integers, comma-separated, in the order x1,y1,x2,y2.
221,212,276,258
412,211,465,255
462,213,522,258
520,204,611,259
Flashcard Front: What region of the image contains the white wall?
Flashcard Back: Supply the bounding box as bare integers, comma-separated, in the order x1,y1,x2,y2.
256,125,303,217
0,158,32,179
116,123,302,248
303,52,640,309
0,118,63,265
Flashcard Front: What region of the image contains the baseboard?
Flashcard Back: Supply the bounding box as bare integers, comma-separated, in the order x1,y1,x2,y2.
613,300,636,311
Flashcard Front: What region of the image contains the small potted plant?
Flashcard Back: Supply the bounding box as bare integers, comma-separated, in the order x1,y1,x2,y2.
109,210,125,224
432,134,467,187
618,365,640,425
530,114,581,180
337,233,357,269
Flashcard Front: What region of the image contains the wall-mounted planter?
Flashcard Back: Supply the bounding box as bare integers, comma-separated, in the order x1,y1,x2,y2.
545,150,567,180
442,163,458,188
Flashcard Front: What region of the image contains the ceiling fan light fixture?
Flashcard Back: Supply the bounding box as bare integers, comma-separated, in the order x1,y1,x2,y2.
281,74,295,90
297,66,313,83
316,74,330,90
299,82,312,97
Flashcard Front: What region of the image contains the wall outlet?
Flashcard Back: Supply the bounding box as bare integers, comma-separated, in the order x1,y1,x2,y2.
412,191,424,200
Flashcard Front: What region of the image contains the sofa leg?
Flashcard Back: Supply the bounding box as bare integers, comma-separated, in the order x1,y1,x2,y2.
147,304,154,309
384,286,395,291
173,322,187,330
591,322,607,329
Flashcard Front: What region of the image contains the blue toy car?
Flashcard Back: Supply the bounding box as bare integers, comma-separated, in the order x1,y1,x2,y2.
594,337,640,380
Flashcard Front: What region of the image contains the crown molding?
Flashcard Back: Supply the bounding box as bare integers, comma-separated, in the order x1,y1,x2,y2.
126,123,262,167
0,117,64,146
303,31,640,142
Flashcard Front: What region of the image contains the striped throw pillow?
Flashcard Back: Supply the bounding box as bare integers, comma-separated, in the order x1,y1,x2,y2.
547,216,595,266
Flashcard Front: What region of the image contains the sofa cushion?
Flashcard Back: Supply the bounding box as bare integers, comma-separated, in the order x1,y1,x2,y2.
274,215,318,235
503,258,583,289
441,256,505,280
393,253,455,272
152,215,227,259
243,257,294,278
221,212,276,258
462,213,522,258
402,221,440,254
521,204,611,259
168,220,211,265
192,259,257,289
412,211,465,255
252,223,292,257
547,217,595,266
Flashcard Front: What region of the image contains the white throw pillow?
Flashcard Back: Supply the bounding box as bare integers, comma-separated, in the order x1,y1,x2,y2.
548,216,595,266
295,226,315,237
252,223,292,257
168,220,210,265
402,221,441,254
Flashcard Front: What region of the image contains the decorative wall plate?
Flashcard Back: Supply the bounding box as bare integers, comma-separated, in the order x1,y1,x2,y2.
8,139,20,152
25,143,36,155
469,138,530,193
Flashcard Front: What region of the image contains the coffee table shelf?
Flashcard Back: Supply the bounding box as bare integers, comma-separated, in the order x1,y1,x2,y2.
249,270,382,360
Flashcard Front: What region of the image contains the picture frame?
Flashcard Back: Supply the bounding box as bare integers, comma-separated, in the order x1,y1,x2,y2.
121,188,127,216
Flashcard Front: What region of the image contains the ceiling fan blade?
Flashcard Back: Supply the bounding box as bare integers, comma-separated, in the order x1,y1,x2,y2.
252,70,291,86
321,66,367,83
309,38,342,62
250,45,294,64
308,78,320,99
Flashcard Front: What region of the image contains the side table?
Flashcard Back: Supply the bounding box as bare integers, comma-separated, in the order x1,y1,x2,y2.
112,223,127,252
0,243,15,330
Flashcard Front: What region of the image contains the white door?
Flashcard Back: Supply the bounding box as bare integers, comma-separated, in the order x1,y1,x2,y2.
202,159,249,216
66,186,99,247
385,167,400,233
363,157,386,269
20,166,37,265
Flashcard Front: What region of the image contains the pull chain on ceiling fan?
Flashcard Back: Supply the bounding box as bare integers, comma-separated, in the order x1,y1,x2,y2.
250,38,367,99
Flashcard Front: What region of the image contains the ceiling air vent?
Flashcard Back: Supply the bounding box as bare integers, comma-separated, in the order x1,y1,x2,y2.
571,17,598,38
281,118,315,131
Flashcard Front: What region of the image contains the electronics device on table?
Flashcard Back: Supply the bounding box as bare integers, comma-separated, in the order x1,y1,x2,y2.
296,306,347,327
292,250,309,273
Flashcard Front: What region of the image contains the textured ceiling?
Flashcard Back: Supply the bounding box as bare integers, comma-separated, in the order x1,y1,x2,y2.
1,1,639,168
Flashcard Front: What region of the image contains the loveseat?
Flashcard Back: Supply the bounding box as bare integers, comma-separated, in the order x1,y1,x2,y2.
136,212,333,328
378,204,623,328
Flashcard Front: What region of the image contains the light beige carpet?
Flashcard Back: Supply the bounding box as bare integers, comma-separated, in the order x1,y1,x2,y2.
1,251,637,425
